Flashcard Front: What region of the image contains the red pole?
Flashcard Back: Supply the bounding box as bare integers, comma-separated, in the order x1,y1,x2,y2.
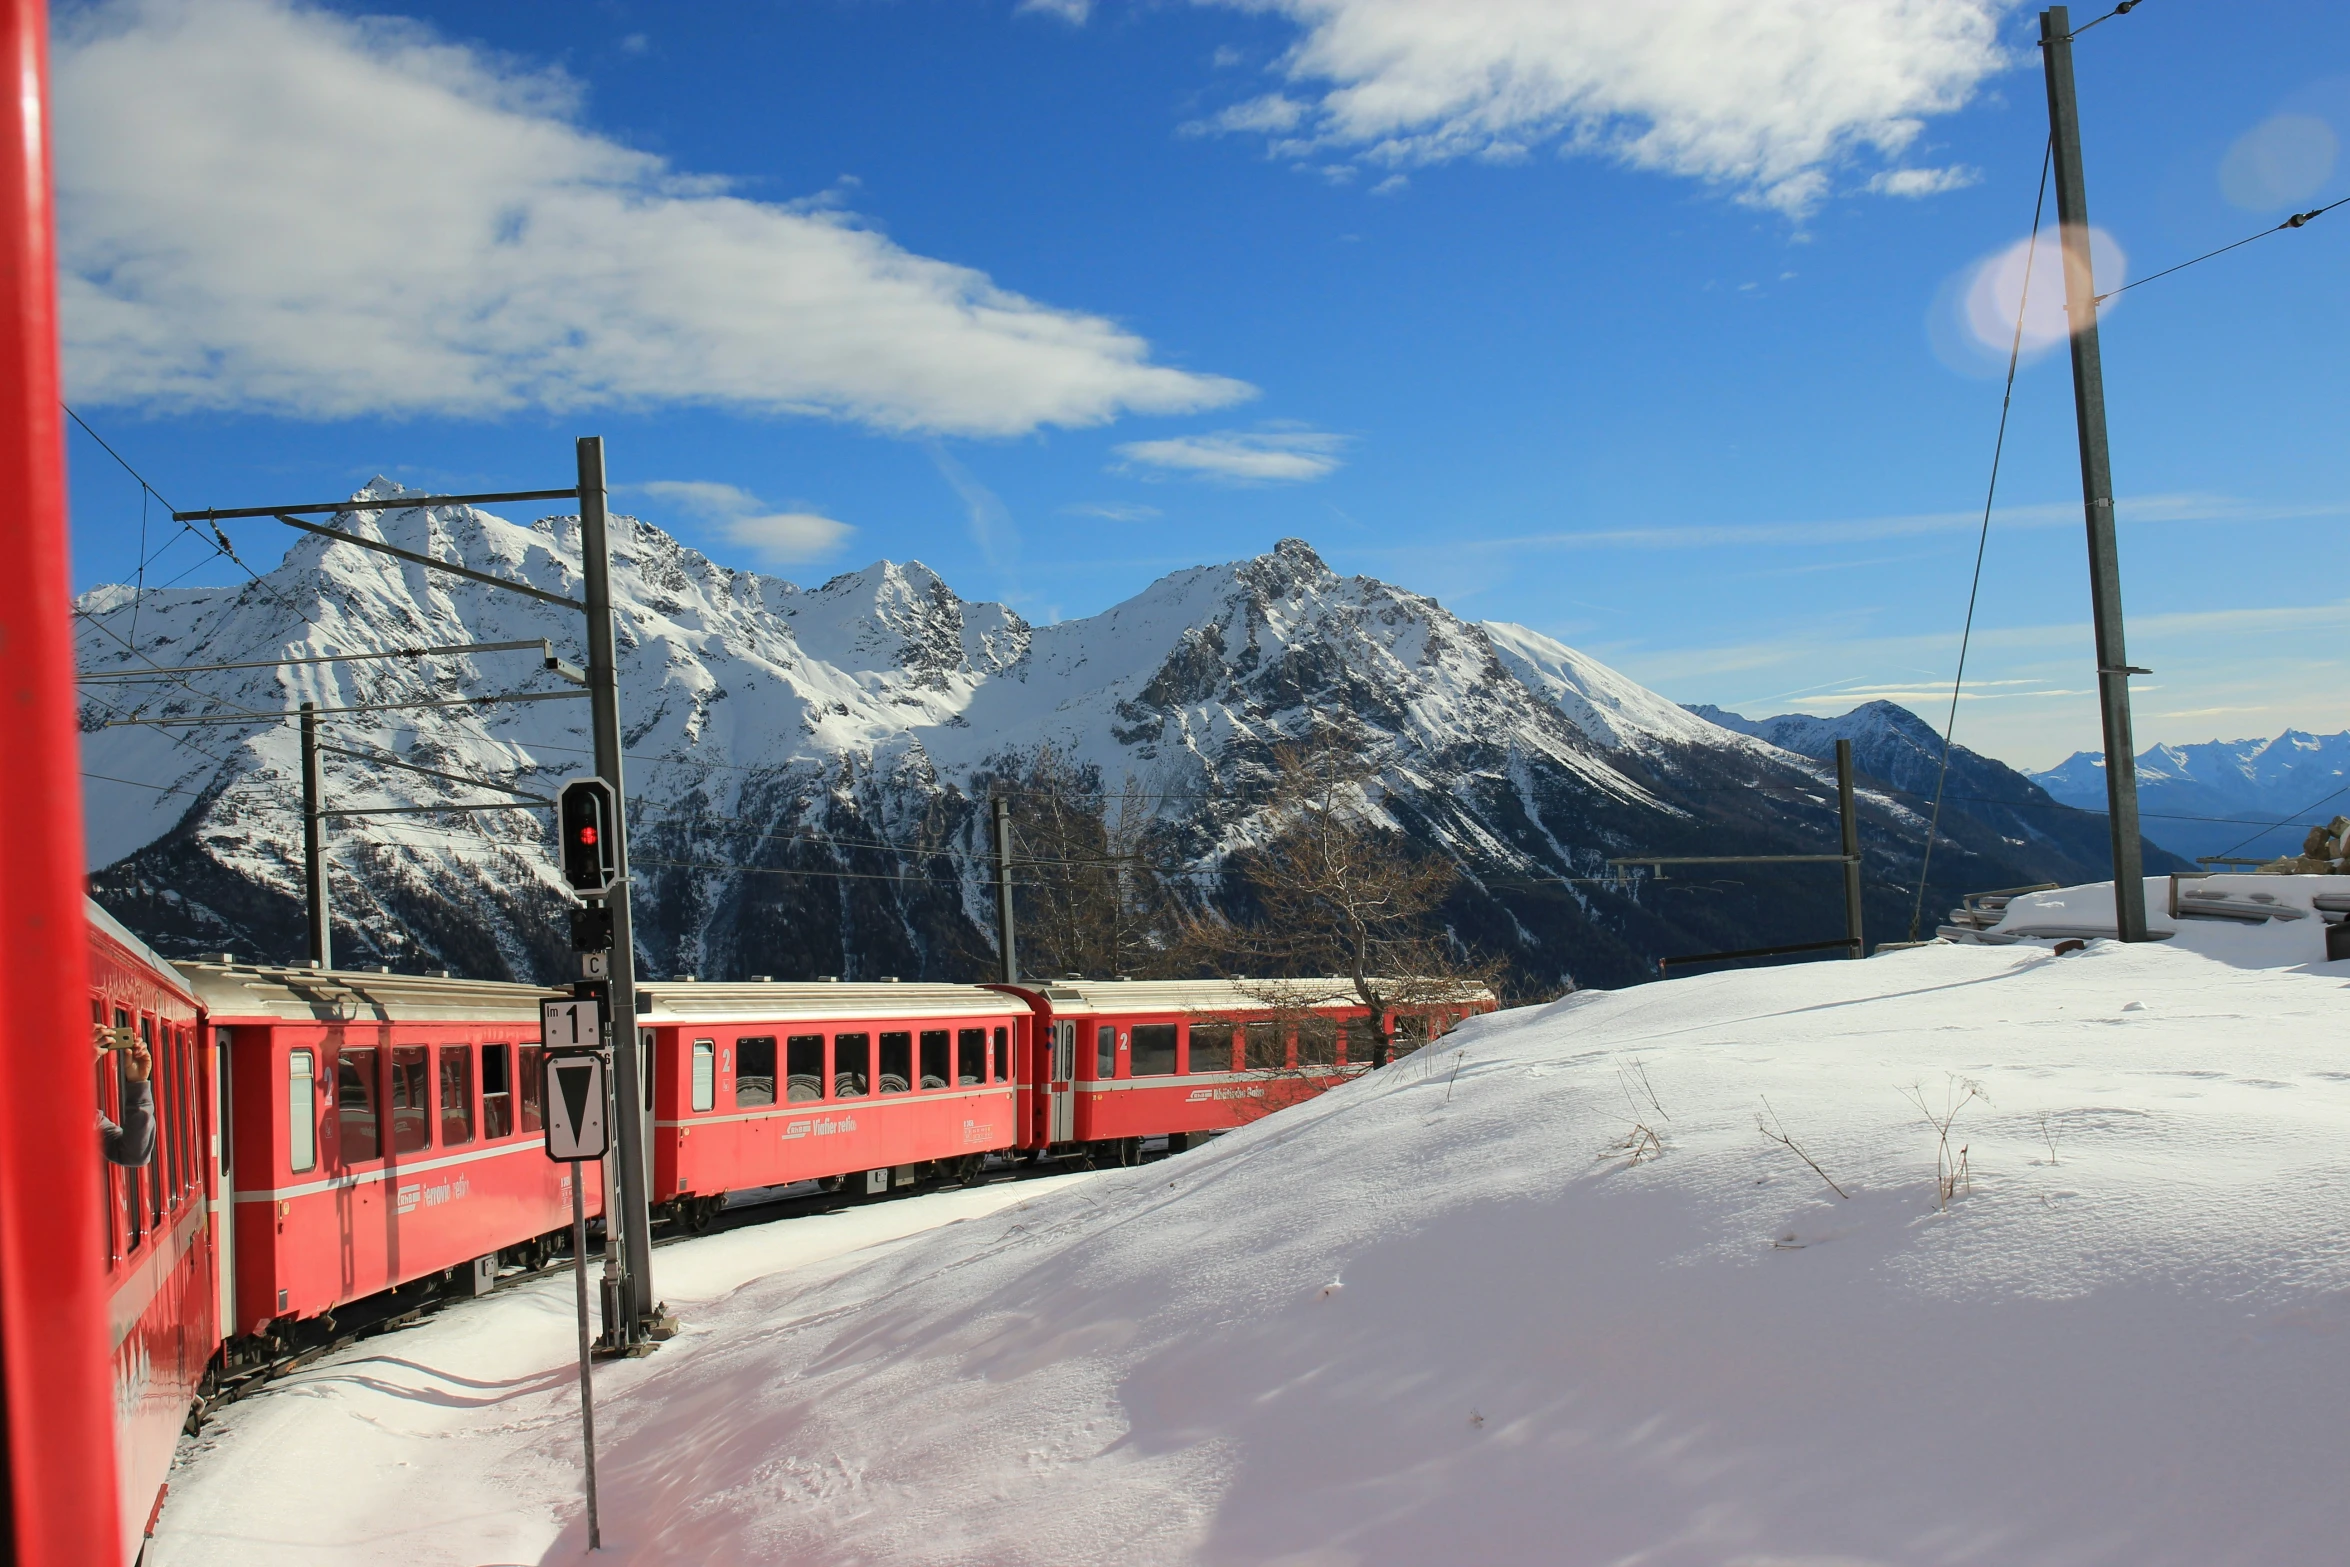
0,0,123,1560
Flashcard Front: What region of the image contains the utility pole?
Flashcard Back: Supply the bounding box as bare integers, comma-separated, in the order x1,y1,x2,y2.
576,436,657,1333
1836,739,1864,959
992,795,1018,983
2041,6,2149,941
300,700,330,969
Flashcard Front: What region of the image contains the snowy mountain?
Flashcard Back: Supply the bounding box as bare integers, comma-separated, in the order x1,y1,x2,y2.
1693,700,2189,881
2033,731,2350,861
77,486,2129,989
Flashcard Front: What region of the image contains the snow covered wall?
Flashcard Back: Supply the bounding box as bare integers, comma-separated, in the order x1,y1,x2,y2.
78,485,2135,988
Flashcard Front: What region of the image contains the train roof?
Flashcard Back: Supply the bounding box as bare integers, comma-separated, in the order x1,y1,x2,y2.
633,980,1030,1026
86,898,198,998
1006,978,1497,1014
175,961,557,1024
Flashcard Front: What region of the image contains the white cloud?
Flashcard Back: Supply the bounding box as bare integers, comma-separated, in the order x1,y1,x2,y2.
1189,0,2018,214
1190,93,1309,136
1868,165,1979,197
636,479,852,565
1114,428,1348,483
53,0,1250,435
1018,0,1093,19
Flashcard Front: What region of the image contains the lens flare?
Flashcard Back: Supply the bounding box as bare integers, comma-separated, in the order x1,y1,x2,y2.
2221,114,2337,211
1960,224,2127,359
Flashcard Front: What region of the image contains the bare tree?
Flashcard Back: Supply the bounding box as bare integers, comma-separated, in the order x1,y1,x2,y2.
990,747,1182,980
1211,735,1497,1068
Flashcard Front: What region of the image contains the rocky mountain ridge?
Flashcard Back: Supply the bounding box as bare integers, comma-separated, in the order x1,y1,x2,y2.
77,485,2139,989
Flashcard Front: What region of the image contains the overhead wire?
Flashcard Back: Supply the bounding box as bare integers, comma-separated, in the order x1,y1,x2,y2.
2096,195,2350,306
1910,138,2052,943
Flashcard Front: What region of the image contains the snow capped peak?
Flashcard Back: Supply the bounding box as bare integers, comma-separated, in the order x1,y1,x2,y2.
1483,621,1733,751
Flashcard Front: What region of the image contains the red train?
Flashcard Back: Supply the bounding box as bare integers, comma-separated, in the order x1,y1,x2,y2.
83,916,1493,1560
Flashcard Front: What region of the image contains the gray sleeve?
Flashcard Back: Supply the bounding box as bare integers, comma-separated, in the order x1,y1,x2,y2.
102,1078,155,1167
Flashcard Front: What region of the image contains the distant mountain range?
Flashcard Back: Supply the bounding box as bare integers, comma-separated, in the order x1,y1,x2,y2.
2032,733,2350,862
1689,700,2190,883
75,486,2171,989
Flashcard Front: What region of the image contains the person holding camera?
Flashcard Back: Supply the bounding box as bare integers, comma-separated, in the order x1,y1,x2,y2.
98,1030,155,1167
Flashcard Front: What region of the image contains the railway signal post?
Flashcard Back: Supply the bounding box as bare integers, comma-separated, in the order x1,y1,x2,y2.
541,999,611,1551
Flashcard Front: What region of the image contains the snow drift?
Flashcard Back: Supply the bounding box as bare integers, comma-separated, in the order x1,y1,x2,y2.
154,908,2348,1565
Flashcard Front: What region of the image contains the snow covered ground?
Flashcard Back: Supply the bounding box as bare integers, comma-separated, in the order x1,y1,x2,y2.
155,910,2350,1565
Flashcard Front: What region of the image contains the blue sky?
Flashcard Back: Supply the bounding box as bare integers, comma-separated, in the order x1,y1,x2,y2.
54,0,2350,770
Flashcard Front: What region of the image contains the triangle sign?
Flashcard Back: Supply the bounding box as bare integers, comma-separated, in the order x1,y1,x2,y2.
556,1061,596,1137
541,1050,609,1162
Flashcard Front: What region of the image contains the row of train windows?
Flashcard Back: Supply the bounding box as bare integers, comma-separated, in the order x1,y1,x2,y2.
285,1043,547,1174
1094,1020,1342,1078
690,1027,1010,1112
96,1002,205,1265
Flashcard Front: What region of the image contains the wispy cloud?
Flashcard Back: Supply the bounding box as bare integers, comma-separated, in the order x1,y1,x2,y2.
55,0,1250,434
1061,501,1164,522
928,444,1018,574
1868,165,1979,197
635,480,851,565
1113,428,1349,484
1440,494,2350,554
1016,0,1091,19
1183,0,2015,216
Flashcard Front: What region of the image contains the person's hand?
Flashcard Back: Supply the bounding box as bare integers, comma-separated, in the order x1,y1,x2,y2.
122,1040,152,1083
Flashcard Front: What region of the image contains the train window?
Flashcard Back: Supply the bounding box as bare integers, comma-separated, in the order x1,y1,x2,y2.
1187,1023,1232,1074
481,1045,513,1139
878,1032,912,1094
735,1037,777,1108
691,1041,715,1111
1131,1024,1178,1077
1297,1022,1338,1069
1096,1025,1116,1080
993,1026,1008,1082
439,1046,475,1147
217,1029,234,1175
108,1008,144,1252
786,1036,825,1102
518,1045,544,1133
338,1046,381,1164
918,1030,949,1090
833,1034,870,1098
1245,1022,1287,1072
144,1016,169,1223
289,1050,317,1172
957,1028,986,1086
389,1046,432,1154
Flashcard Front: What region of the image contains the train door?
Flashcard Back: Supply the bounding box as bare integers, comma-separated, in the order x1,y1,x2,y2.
1049,1021,1075,1144
212,1029,235,1344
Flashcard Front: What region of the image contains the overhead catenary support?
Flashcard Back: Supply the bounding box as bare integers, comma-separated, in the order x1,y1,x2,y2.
301,702,330,969
577,435,657,1337
2041,6,2149,941
1836,739,1864,959
993,795,1019,984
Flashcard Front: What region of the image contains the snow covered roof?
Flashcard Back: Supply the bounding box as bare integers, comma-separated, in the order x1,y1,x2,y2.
1010,977,1495,1015
633,980,1031,1026
179,962,556,1024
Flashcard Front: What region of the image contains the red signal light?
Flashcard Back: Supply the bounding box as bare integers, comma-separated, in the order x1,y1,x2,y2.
578,826,597,845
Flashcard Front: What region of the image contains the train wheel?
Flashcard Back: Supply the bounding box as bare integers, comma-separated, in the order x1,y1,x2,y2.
678,1196,718,1235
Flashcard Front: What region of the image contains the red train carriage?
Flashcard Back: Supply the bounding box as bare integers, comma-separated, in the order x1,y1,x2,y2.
641,981,1031,1225
994,979,1499,1159
88,902,219,1557
180,963,588,1337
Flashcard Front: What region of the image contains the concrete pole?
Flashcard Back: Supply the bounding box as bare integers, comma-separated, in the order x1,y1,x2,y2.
1836,739,1863,959
2041,7,2149,941
993,795,1019,984
576,436,655,1332
301,700,331,969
